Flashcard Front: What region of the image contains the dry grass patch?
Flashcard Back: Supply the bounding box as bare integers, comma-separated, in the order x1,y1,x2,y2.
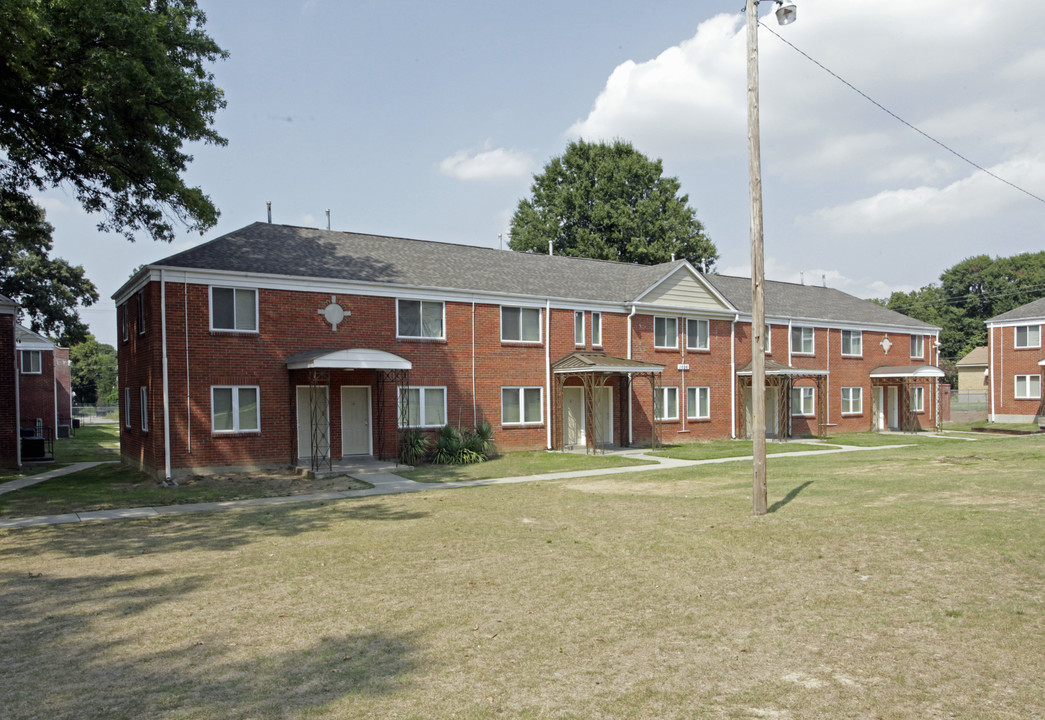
0,436,1042,718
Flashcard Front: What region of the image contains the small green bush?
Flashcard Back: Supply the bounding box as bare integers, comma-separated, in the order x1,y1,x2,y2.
399,428,431,465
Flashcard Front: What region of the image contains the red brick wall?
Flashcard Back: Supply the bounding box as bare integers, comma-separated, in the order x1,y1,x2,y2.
989,322,1044,418
55,347,71,426
0,314,17,468
19,348,55,433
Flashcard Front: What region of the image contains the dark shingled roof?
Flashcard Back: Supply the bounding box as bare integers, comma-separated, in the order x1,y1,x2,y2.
987,296,1045,323
703,274,938,331
151,222,676,303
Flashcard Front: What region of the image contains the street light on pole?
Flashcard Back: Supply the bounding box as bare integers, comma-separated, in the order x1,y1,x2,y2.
747,0,795,516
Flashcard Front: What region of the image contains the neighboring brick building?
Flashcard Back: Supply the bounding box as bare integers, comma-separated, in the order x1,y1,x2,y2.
113,223,943,480
16,325,73,439
986,297,1045,423
0,294,19,469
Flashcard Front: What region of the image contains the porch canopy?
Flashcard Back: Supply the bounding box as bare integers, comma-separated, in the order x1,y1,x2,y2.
736,359,829,439
869,364,944,433
285,348,412,371
869,365,944,379
551,352,664,453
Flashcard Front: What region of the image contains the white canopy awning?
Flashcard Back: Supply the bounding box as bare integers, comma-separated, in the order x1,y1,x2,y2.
286,348,412,371
869,365,945,379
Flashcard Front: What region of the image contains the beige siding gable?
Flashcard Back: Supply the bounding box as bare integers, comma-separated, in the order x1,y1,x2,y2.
638,269,732,312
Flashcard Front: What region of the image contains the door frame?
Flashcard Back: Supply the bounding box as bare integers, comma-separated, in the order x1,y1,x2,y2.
563,386,585,447
340,385,373,457
296,384,330,460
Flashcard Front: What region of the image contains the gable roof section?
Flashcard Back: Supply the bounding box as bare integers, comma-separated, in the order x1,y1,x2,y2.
144,223,675,305
703,274,938,331
956,346,988,367
15,325,55,350
986,296,1045,324
633,263,734,313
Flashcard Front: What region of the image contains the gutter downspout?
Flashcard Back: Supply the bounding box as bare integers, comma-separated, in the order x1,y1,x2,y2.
185,274,191,454
730,315,737,438
161,270,173,484
545,301,552,450
988,325,995,422
14,337,21,468
471,296,476,427
627,305,637,446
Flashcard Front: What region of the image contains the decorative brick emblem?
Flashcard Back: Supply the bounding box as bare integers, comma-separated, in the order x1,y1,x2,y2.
318,296,349,331
880,334,892,354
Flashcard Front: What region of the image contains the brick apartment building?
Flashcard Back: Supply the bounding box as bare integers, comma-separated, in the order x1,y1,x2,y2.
986,297,1045,423
113,223,942,481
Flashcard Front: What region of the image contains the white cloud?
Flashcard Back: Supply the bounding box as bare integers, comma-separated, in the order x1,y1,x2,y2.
439,146,534,181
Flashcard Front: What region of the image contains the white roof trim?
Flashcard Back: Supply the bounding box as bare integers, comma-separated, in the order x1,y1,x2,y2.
286,348,412,371
632,262,737,310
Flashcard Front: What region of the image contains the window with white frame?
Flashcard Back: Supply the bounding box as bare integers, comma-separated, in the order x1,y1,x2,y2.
1015,324,1041,349
791,326,814,354
399,386,447,427
841,329,862,356
841,386,863,415
911,335,924,359
124,387,131,428
911,386,924,412
211,386,260,433
764,324,772,354
137,289,146,334
654,316,678,349
687,386,710,420
140,386,149,431
687,318,709,351
1015,374,1042,399
574,311,584,345
20,350,41,374
397,298,444,339
655,386,679,420
501,306,541,342
791,386,815,416
211,287,258,332
120,303,129,341
591,312,602,346
502,387,543,425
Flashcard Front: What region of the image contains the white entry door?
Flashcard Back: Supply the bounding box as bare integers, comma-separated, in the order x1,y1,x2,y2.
563,387,585,447
341,386,371,456
875,386,885,430
887,386,899,430
744,387,779,438
296,385,330,460
593,386,613,448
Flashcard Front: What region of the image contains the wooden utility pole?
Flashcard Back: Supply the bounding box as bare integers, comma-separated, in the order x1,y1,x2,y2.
747,0,768,516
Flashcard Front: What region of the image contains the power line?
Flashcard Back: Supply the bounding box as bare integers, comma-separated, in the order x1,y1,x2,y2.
760,22,1045,206
884,281,1045,314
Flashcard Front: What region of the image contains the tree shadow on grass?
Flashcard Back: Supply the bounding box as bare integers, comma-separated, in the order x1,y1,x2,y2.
768,480,813,513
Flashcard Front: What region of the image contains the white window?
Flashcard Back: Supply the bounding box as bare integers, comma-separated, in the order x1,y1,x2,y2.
591,312,602,346
687,319,709,351
502,387,543,425
501,306,541,342
397,298,444,339
137,289,146,335
655,386,679,420
120,303,129,341
1015,375,1042,399
140,386,149,431
211,287,258,332
841,329,862,356
574,311,584,345
911,335,924,359
841,386,863,415
211,386,260,433
687,386,710,420
124,387,131,428
1015,325,1041,349
20,350,41,374
791,387,815,416
791,326,814,354
911,386,924,412
399,387,447,428
764,324,772,354
654,317,678,349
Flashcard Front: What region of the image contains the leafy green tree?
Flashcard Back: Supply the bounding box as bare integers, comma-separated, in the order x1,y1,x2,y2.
69,334,117,406
510,139,718,268
0,200,97,342
0,0,228,242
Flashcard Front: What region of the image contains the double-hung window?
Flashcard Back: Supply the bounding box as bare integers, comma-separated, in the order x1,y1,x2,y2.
124,388,131,429
687,386,710,420
212,386,260,433
841,386,863,415
20,350,41,374
655,386,679,421
399,387,447,427
591,312,602,346
791,326,814,354
791,387,815,416
1015,324,1041,349
120,303,129,341
654,317,678,349
137,289,146,335
911,335,924,359
841,329,862,356
140,387,149,431
211,287,258,332
574,311,584,345
502,387,543,425
910,386,925,412
397,299,444,339
687,319,709,351
501,306,541,342
1015,375,1042,399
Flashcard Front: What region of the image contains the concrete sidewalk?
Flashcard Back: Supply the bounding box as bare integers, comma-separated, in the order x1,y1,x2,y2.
0,441,939,530
0,462,118,496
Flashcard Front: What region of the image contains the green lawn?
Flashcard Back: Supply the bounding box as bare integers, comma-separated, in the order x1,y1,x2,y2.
650,438,834,461
399,449,656,483
1,434,1042,718
0,424,121,483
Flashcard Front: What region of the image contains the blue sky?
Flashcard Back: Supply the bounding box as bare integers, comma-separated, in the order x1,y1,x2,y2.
36,0,1045,350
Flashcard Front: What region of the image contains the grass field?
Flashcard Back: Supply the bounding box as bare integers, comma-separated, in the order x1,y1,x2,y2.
1,434,1042,718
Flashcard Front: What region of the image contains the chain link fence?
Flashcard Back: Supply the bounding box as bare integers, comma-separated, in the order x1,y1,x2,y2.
72,405,119,424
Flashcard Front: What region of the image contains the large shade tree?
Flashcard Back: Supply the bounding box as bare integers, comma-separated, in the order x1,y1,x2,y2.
69,333,117,405
509,140,718,268
0,0,228,243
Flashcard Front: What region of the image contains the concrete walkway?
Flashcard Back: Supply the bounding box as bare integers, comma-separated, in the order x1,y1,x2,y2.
0,436,974,529
0,462,117,496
